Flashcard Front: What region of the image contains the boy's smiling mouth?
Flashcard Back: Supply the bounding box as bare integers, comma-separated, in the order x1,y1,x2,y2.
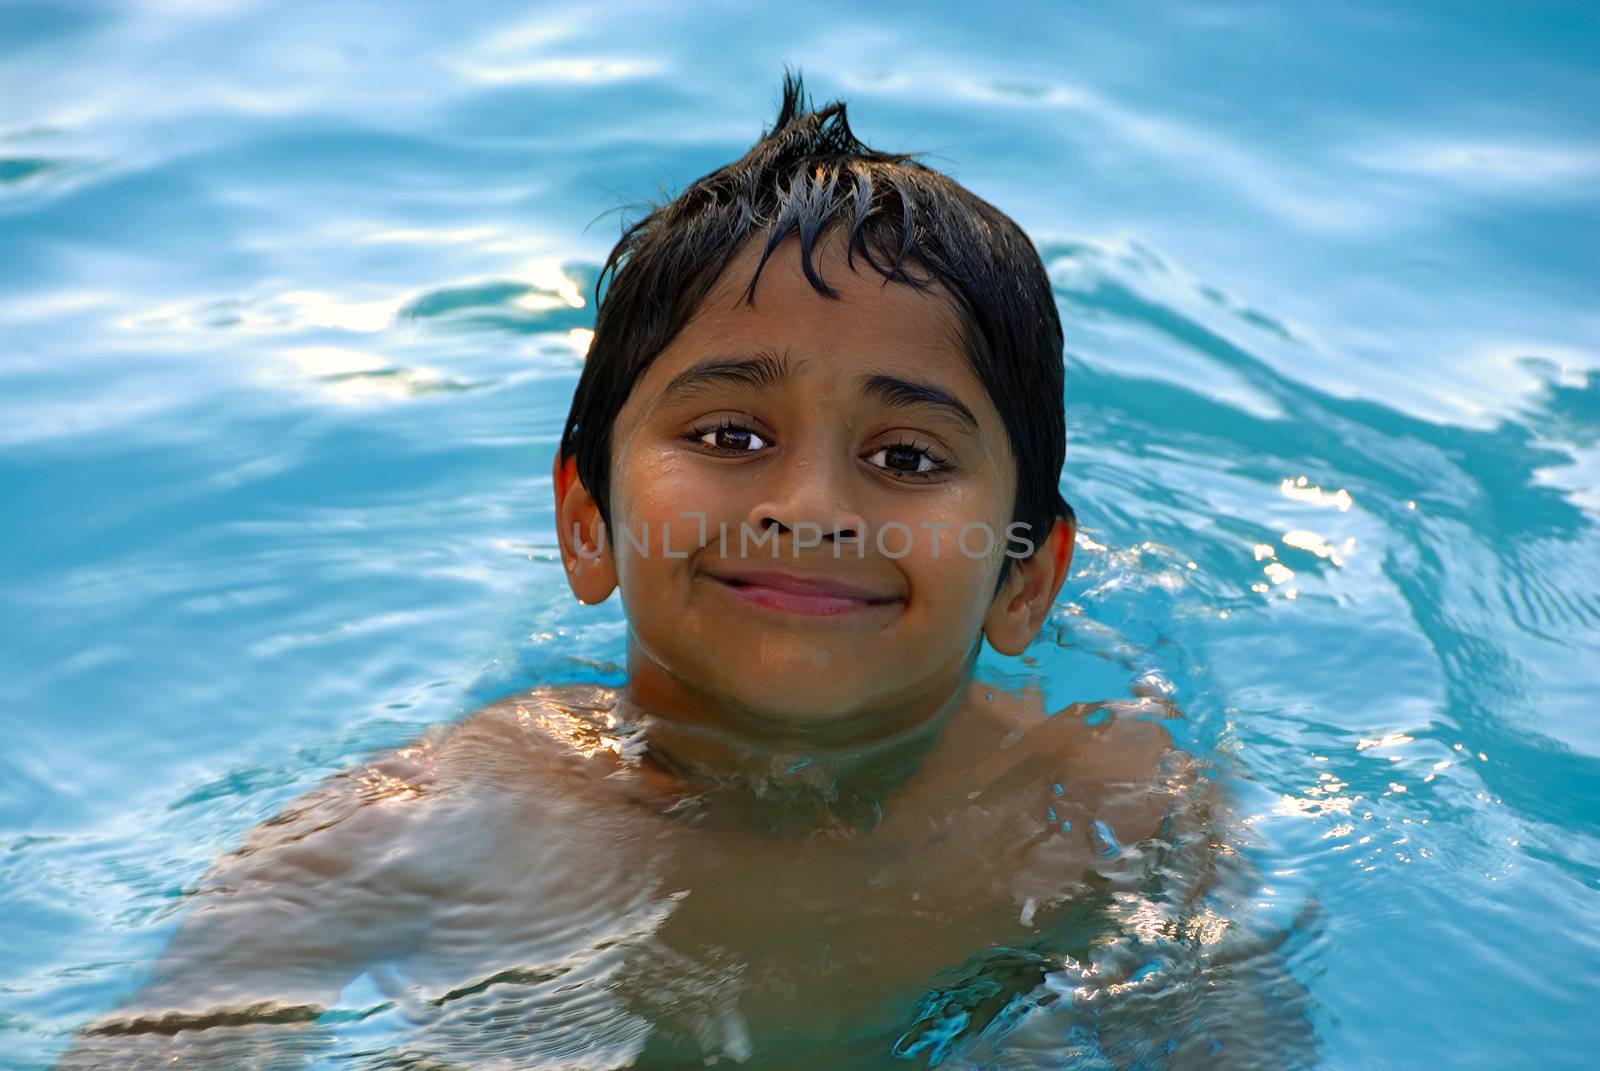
698,564,904,619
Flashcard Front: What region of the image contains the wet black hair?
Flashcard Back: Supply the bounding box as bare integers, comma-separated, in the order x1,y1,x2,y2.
558,69,1072,592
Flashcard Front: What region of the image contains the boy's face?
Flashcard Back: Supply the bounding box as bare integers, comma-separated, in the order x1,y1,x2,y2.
558,230,1070,733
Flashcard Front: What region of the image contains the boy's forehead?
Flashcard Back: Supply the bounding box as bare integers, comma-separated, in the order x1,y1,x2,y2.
661,231,981,389
606,227,1019,491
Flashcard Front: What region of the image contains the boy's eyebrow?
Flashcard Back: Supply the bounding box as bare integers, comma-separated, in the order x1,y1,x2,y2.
659,348,793,402
659,349,982,439
859,373,981,438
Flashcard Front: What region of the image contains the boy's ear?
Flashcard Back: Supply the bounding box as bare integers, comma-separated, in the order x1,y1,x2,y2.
552,453,617,606
981,514,1076,657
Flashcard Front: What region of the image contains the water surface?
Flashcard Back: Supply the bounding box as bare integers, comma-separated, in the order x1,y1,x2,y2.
2,2,1597,1068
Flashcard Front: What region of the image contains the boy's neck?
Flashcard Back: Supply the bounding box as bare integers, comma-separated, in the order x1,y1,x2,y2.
614,635,979,832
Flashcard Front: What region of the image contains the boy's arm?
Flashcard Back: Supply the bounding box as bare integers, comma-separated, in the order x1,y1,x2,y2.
1015,702,1321,1069
1094,755,1318,1062
53,749,442,1069
1086,719,1323,1070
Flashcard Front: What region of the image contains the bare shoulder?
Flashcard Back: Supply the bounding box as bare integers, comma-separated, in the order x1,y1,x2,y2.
430,682,631,793
954,680,1185,779
946,681,1196,847
1059,697,1193,786
449,681,622,739
1043,696,1199,850
100,684,629,1019
94,742,451,1031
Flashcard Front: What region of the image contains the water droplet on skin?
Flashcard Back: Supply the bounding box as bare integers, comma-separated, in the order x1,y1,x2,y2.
999,718,1026,749
1046,806,1057,822
1091,820,1121,856
1052,783,1065,796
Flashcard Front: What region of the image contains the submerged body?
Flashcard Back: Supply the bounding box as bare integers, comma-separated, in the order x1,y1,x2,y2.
58,679,1321,1070
43,76,1335,1071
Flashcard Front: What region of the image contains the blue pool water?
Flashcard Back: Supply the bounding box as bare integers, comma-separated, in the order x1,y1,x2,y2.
2,2,1597,1067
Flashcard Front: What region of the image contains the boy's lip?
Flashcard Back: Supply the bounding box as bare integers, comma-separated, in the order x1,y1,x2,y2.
697,563,908,614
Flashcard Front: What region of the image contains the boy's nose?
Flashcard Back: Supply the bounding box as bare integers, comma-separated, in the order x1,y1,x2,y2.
747,454,865,545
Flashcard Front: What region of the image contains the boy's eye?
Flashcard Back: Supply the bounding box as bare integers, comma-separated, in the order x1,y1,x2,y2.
863,441,951,479
690,420,769,453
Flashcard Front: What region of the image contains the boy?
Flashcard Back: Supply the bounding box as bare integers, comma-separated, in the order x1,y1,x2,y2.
62,73,1313,1069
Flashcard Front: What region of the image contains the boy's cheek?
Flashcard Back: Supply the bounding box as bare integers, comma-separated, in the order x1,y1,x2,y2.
903,554,1002,635
609,475,718,560
614,452,756,535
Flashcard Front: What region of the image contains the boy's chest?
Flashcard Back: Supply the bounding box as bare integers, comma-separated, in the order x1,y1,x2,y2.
387,707,1173,1057
380,780,1162,1069
633,783,1113,1043
380,804,1076,1065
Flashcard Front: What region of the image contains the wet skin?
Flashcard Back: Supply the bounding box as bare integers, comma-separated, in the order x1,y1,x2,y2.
555,228,1079,745
62,233,1235,1066
73,682,1194,1069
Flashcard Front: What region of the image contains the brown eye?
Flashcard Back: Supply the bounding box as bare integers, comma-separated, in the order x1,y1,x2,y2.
883,445,929,472
692,421,769,452
863,441,951,479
